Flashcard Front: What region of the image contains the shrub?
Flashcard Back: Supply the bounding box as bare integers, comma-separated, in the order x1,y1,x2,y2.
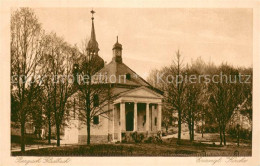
144,132,163,144
203,125,219,133
130,132,145,143
144,136,153,143
11,134,38,144
162,131,167,136
121,132,127,143
227,127,252,140
130,132,137,142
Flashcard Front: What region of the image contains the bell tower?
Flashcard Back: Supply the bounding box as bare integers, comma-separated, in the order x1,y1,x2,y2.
87,9,100,56
112,36,123,63
84,9,104,72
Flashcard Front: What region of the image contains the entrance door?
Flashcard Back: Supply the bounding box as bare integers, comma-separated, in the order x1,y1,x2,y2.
126,111,134,131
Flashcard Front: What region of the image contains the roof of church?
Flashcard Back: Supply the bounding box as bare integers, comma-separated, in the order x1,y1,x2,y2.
86,10,162,95
95,60,151,87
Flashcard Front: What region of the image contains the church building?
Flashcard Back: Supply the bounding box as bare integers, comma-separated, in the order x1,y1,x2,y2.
63,10,163,144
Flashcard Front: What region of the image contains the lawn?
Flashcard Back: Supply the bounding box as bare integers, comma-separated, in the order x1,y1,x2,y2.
12,138,252,156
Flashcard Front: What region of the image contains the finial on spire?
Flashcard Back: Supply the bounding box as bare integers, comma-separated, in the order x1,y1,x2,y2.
87,8,99,53
91,9,95,20
117,36,118,43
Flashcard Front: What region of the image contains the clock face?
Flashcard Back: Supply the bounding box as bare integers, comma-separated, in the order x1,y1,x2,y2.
116,50,121,56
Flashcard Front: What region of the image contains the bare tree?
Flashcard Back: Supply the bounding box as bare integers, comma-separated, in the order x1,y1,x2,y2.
208,64,244,145
40,32,77,146
11,8,43,152
39,43,55,144
165,50,186,143
148,50,186,142
72,38,116,145
182,67,201,141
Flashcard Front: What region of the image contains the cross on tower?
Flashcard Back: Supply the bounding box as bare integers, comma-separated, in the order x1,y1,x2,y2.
91,9,95,20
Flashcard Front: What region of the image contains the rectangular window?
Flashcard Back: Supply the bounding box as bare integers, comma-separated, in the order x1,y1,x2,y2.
93,94,99,107
126,73,131,80
155,117,157,126
93,116,99,124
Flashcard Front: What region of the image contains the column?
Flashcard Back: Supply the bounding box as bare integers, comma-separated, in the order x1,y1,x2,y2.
112,104,115,141
157,103,162,131
119,102,125,142
146,103,150,132
151,105,155,131
134,102,138,131
120,102,126,131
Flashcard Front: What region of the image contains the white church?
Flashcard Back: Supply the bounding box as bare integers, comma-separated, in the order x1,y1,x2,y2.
63,10,163,144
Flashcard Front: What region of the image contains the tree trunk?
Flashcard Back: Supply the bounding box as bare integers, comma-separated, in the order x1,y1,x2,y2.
223,125,226,146
201,115,204,138
48,114,51,144
86,100,91,145
219,121,223,145
86,71,91,145
87,116,91,145
237,125,240,147
177,109,182,142
56,124,60,146
201,127,204,138
188,110,192,141
188,121,192,141
191,120,194,141
86,80,91,145
20,121,25,152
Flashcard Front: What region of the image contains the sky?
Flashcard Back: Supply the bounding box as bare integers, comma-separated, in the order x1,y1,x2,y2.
34,8,253,79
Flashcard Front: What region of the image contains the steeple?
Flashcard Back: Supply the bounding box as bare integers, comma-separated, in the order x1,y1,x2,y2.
87,9,99,54
112,36,123,63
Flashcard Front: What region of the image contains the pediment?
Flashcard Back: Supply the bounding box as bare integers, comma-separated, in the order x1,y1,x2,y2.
121,86,163,99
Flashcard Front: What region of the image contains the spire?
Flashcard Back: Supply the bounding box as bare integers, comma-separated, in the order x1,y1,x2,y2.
90,20,96,41
87,9,99,53
90,9,96,41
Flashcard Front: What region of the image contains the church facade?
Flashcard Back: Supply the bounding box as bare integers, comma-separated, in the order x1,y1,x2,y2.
63,11,163,144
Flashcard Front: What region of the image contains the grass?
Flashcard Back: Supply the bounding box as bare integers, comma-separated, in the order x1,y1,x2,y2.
12,138,252,156
11,135,56,150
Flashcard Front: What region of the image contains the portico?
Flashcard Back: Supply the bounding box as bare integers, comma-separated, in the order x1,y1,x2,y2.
110,86,163,142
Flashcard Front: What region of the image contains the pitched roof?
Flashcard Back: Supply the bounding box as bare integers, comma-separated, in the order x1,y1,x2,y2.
94,60,151,87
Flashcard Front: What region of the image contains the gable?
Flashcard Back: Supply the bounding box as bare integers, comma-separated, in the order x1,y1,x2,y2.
120,86,163,99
